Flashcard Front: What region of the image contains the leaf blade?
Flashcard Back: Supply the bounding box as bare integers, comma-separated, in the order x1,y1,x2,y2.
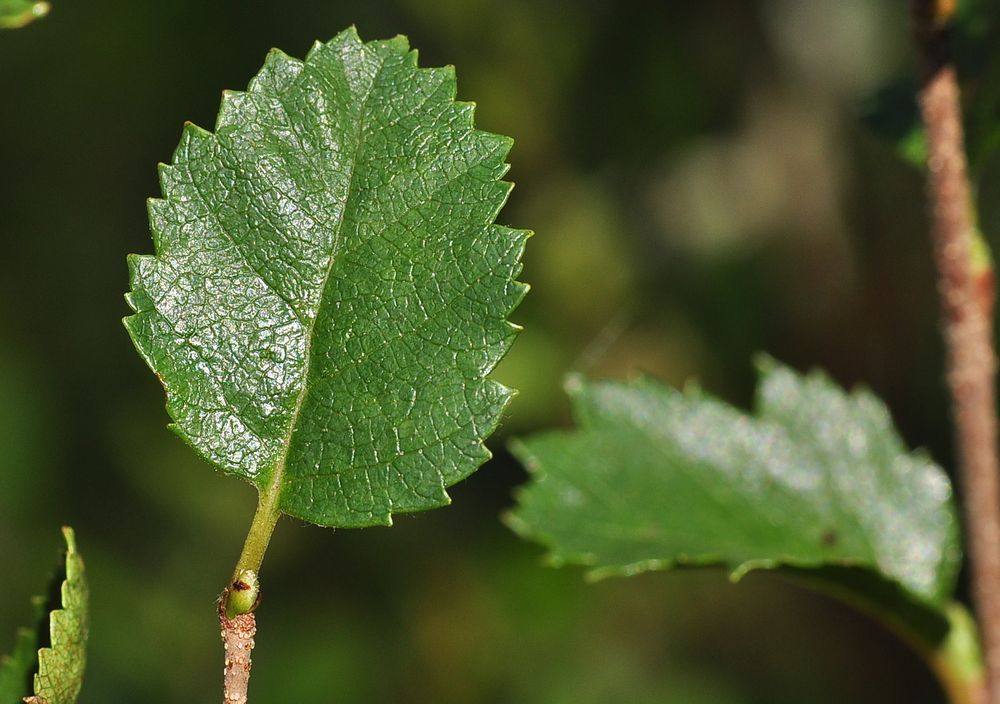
32,527,88,704
0,527,88,704
125,28,527,528
508,359,959,605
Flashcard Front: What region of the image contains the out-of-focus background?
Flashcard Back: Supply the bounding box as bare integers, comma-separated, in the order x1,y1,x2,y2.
1,1,998,701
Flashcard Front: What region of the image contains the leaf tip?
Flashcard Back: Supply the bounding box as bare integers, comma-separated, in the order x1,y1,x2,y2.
343,24,361,40
181,121,211,140
751,351,778,375
499,507,522,533
60,526,76,553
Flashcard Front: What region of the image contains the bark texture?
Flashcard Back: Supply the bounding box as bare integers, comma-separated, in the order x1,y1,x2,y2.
912,2,999,703
219,596,256,704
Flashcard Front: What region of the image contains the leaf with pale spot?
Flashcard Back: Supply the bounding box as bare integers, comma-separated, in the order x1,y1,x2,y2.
508,358,960,607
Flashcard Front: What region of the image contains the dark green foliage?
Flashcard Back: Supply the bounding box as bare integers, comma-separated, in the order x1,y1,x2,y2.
125,28,528,528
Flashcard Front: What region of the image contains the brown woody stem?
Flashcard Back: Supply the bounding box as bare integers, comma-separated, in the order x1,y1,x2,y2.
912,2,1000,703
219,592,257,704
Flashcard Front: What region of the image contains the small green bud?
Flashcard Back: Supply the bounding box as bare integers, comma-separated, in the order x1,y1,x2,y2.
225,569,260,619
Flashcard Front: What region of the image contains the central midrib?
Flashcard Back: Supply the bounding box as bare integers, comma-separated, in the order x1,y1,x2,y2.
256,47,389,518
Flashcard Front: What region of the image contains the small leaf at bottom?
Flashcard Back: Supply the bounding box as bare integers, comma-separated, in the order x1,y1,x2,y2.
0,527,88,704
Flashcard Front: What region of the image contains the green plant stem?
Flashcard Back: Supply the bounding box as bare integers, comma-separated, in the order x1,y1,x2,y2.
217,491,277,702
233,492,281,584
783,570,985,704
902,604,986,704
219,493,277,701
912,2,1000,703
929,605,988,704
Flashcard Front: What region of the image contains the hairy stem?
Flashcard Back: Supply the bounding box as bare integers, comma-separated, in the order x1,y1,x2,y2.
219,594,257,704
217,495,274,701
912,2,1000,703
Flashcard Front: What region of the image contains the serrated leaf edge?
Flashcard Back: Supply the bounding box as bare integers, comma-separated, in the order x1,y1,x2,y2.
507,365,958,604
32,526,88,704
124,27,530,530
0,527,87,704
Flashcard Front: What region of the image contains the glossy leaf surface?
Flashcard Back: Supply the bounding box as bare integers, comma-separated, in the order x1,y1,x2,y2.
125,28,527,527
509,358,959,605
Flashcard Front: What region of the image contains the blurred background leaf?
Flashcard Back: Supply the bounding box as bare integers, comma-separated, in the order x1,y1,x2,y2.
0,0,988,702
0,0,48,29
509,361,960,604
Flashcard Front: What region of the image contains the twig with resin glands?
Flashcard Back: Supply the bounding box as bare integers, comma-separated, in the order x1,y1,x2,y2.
912,2,999,703
218,577,258,704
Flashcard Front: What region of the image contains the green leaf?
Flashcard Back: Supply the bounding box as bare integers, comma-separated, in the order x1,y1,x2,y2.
508,357,960,606
31,527,88,704
0,0,48,29
0,601,42,703
0,527,88,704
124,27,528,530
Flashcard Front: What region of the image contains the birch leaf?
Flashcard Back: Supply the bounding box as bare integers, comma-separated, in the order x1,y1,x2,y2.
125,28,528,528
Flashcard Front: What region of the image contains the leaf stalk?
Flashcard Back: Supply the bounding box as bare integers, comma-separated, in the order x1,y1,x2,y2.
229,492,281,608
930,605,988,704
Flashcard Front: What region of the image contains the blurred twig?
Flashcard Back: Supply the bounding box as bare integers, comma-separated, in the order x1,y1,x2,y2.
912,2,997,703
